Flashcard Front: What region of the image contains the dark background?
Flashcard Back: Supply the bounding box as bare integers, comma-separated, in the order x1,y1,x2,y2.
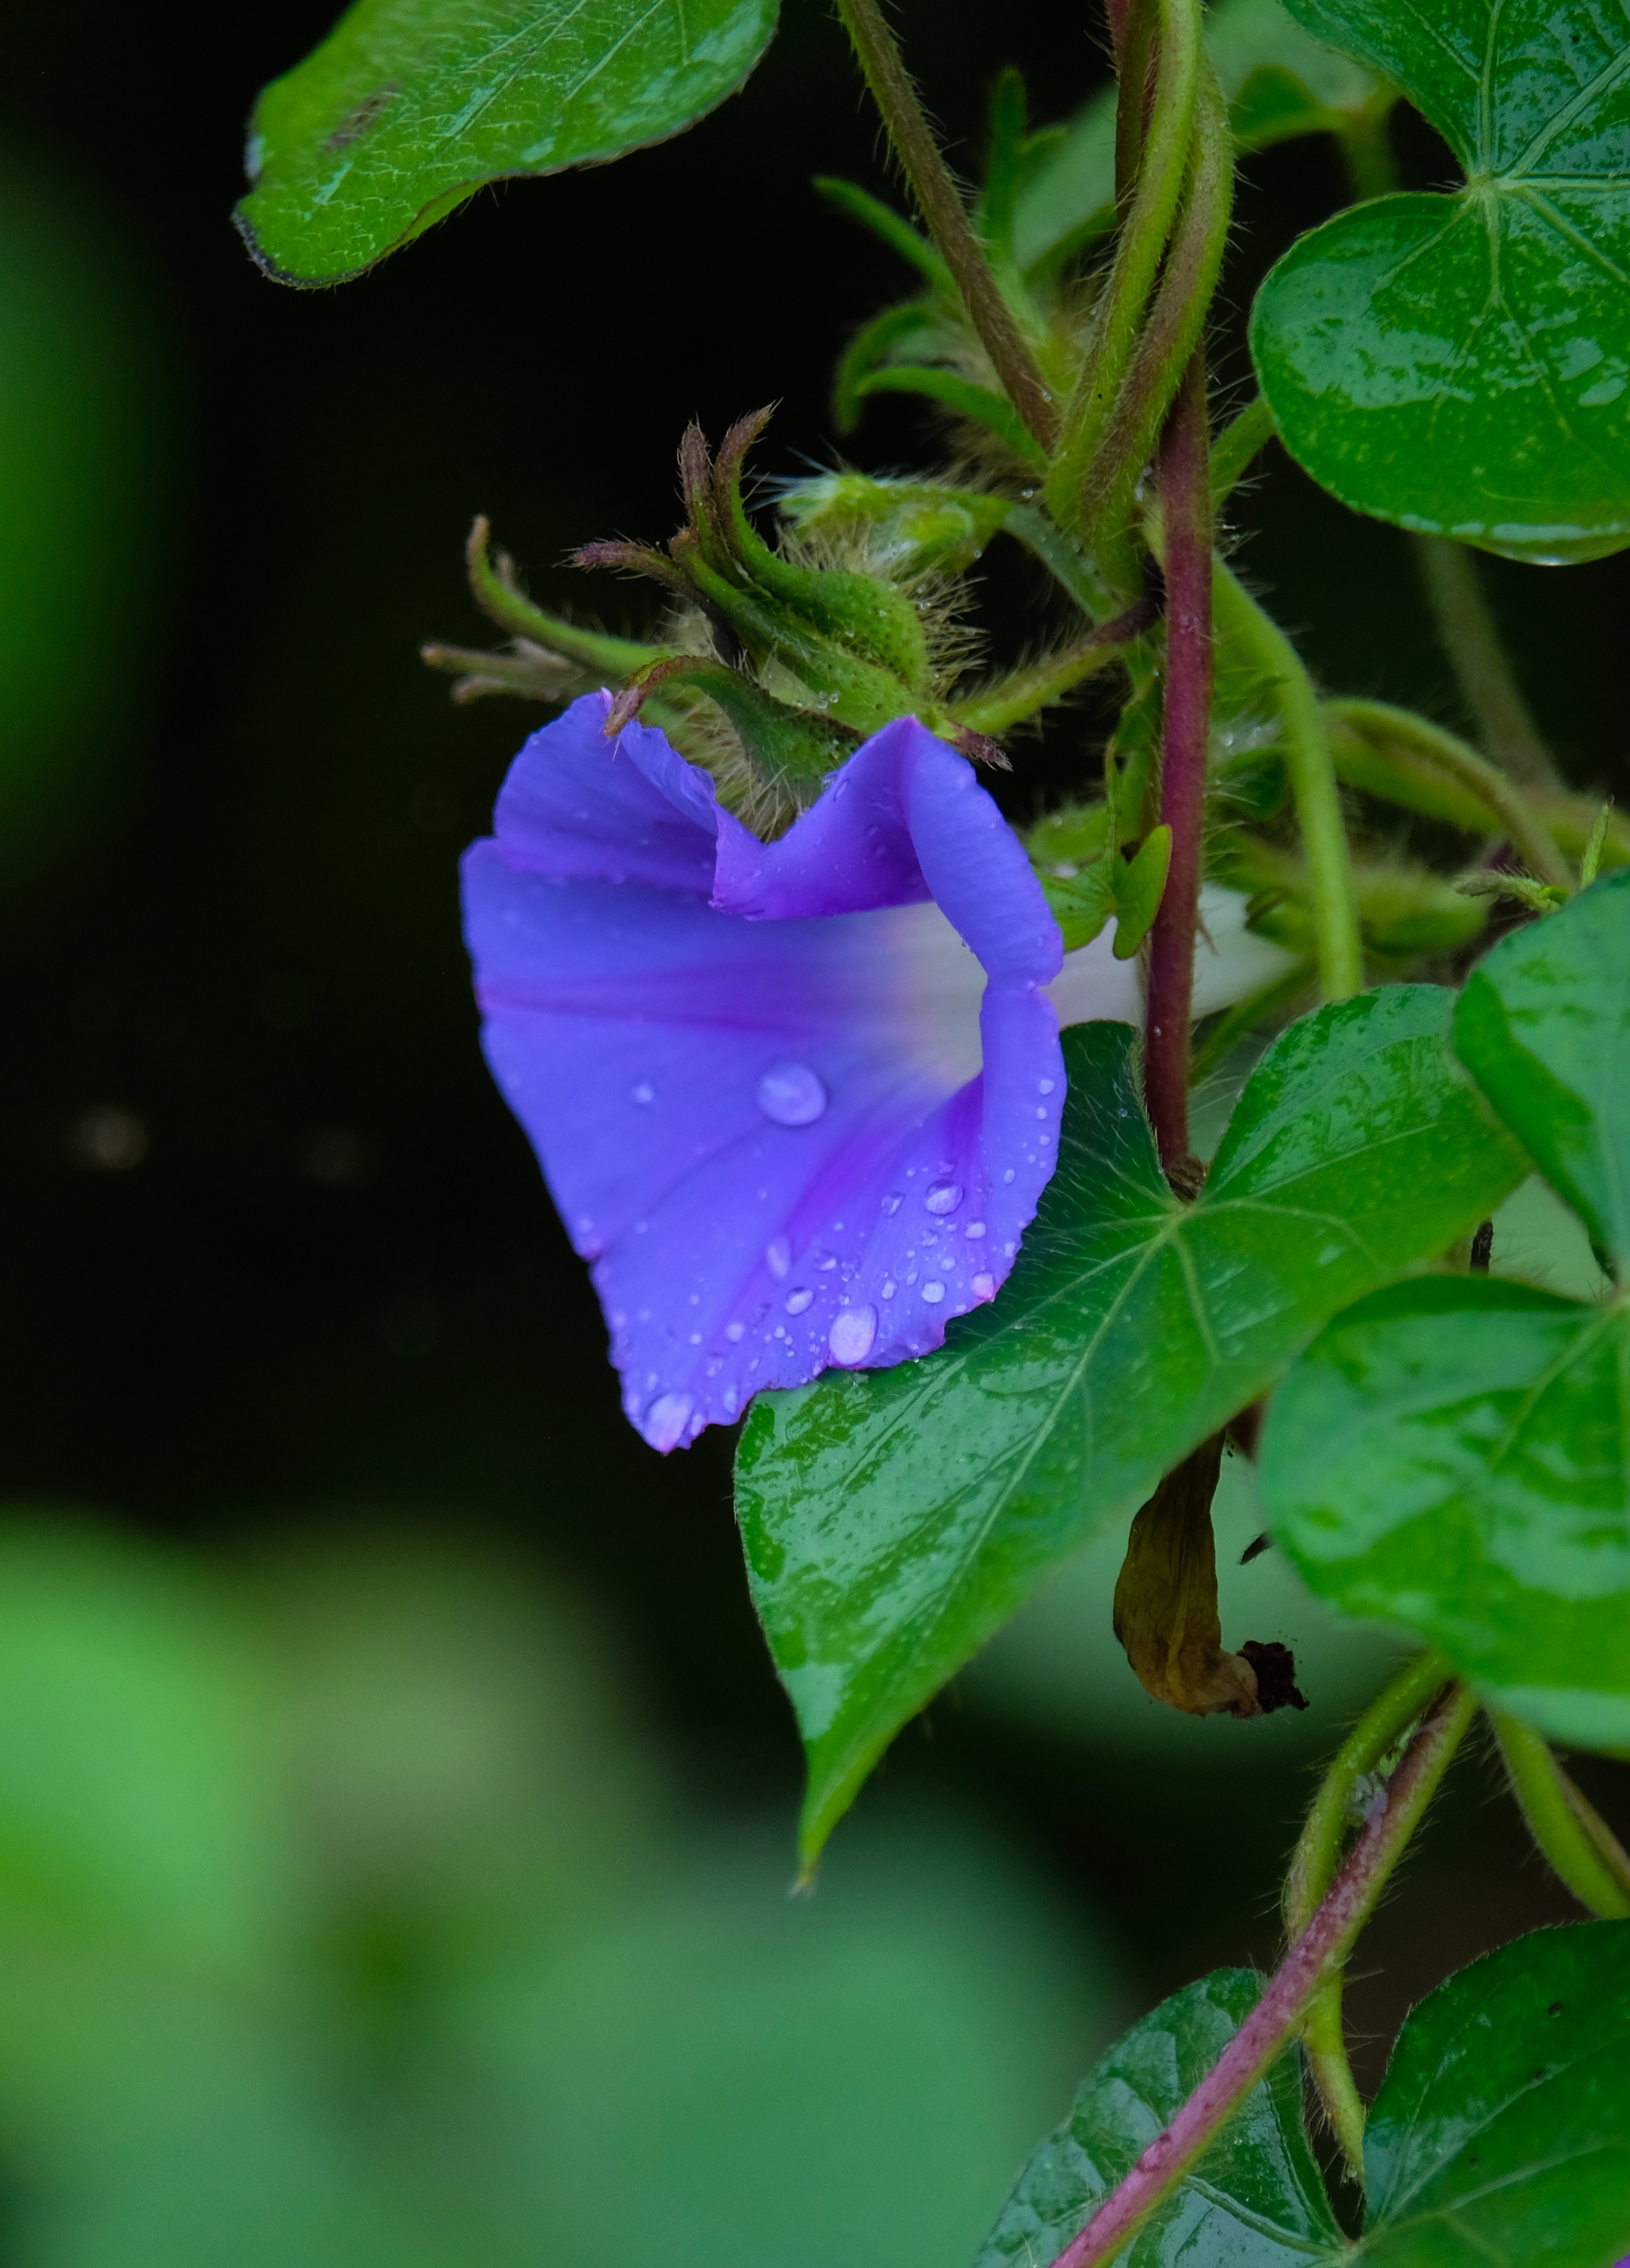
3,0,1627,2082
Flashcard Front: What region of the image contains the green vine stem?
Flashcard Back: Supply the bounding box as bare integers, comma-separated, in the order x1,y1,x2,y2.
1492,1711,1630,1920
952,601,1155,735
832,0,1060,452
1326,697,1573,888
1211,563,1364,999
1051,1680,1475,2267
1047,0,1202,537
1412,536,1561,791
1074,59,1234,590
1282,1648,1456,2180
466,517,657,678
1143,353,1213,1178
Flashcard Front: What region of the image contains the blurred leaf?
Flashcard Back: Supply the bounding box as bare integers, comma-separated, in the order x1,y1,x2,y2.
0,155,168,867
1358,1922,1630,2263
1252,0,1630,563
235,0,780,285
1455,869,1630,1263
974,1968,1339,2266
0,1523,283,1971
1262,1276,1630,1753
736,990,1526,1867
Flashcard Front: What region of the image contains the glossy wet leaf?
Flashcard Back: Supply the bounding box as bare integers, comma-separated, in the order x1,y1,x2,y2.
1012,0,1384,273
235,0,778,285
1252,0,1630,563
1262,1274,1630,1753
1356,1922,1630,2264
736,989,1526,1864
973,1969,1339,2268
1455,868,1630,1264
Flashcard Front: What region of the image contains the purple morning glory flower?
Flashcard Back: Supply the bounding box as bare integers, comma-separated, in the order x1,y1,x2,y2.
462,692,1288,1450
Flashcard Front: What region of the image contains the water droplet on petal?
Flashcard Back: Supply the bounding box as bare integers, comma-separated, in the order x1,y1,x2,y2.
1038,1078,1056,1095
756,1062,829,1127
828,1305,878,1365
1036,1106,1048,1120
921,1281,946,1303
643,1392,694,1451
785,1286,814,1316
964,1221,986,1239
1003,1168,1016,1183
881,1279,896,1299
766,1236,792,1279
924,1181,963,1215
721,1383,740,1417
725,1320,746,1343
631,1082,655,1105
971,1272,996,1301
881,1192,902,1216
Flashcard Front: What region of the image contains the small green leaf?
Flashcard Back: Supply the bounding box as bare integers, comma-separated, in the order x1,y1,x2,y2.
1112,825,1171,960
1455,868,1630,1265
852,368,1050,466
1359,1922,1630,2264
973,1969,1339,2268
1262,1276,1630,1753
736,989,1526,1866
1251,0,1630,563
236,0,779,285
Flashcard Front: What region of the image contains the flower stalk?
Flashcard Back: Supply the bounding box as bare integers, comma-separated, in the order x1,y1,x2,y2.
1493,1710,1630,1920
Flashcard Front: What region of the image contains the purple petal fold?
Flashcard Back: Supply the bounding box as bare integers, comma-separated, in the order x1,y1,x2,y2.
462,694,1080,1447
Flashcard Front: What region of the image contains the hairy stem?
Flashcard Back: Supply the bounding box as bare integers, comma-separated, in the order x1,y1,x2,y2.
467,518,657,677
1075,60,1233,590
1283,1648,1456,2180
1050,1682,1475,2268
832,0,1058,451
1047,0,1202,535
1492,1710,1630,1920
1325,698,1571,887
1413,535,1559,791
952,600,1155,734
1144,355,1212,1179
1212,564,1363,999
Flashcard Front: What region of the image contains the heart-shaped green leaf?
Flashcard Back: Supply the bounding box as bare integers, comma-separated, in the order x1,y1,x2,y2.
973,1969,1339,2268
1455,869,1630,1265
736,989,1526,1867
1250,0,1630,563
1360,1921,1630,2264
235,0,779,285
1262,1275,1630,1752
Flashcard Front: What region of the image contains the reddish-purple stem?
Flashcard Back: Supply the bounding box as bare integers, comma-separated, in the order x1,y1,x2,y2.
1047,1682,1469,2268
1143,352,1212,1184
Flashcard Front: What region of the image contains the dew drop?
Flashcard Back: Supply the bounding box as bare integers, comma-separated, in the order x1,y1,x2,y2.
924,1180,963,1216
1003,1168,1016,1183
881,1279,896,1299
724,1320,746,1343
921,1281,946,1303
971,1272,996,1301
756,1061,829,1127
785,1286,814,1316
828,1305,878,1365
643,1392,694,1451
765,1236,792,1279
721,1383,740,1417
964,1221,986,1239
881,1192,902,1216
630,1082,655,1106
1038,1078,1056,1095
1035,1106,1048,1120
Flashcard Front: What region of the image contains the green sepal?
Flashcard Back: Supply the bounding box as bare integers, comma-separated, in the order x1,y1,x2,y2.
605,654,857,803
777,474,1013,580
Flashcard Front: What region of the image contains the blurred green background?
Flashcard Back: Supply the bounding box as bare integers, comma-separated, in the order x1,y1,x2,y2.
2,3,1628,2260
